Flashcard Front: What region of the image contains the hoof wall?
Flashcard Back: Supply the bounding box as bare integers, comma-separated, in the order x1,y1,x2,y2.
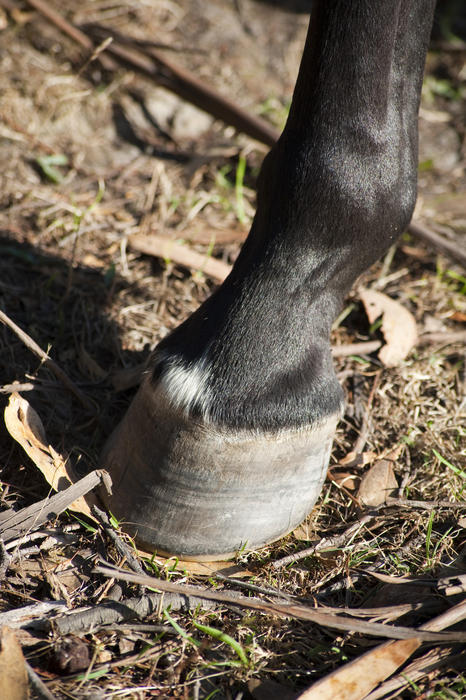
101,379,340,559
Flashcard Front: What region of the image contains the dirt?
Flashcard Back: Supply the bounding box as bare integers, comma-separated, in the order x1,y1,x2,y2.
0,1,465,698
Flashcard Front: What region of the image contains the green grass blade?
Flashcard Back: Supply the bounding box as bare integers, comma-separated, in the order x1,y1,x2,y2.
433,449,466,480
192,621,248,666
163,609,201,648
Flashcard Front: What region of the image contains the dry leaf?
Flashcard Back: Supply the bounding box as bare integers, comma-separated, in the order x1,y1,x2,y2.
82,252,106,268
359,288,418,366
293,521,318,541
339,450,377,467
135,547,252,578
382,444,403,462
297,638,420,700
358,460,398,507
0,627,28,700
4,392,94,516
449,311,466,323
328,471,359,491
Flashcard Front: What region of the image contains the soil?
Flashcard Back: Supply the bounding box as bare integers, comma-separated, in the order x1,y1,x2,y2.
0,1,465,699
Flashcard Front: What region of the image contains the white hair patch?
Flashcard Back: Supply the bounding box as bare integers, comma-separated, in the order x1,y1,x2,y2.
155,353,213,419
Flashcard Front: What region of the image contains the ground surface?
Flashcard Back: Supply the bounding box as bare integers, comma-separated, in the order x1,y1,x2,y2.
0,1,465,699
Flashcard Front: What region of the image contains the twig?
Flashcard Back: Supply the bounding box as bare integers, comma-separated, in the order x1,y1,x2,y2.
92,505,145,576
408,221,466,269
363,598,466,700
0,470,111,542
50,591,220,635
0,309,96,414
331,341,382,357
299,598,466,700
353,372,381,454
23,0,278,146
85,24,279,146
0,601,67,629
26,662,58,700
23,0,116,70
215,573,295,602
418,330,466,346
330,330,465,359
128,233,232,283
0,540,12,580
385,497,466,510
0,382,35,393
94,564,466,642
272,513,377,569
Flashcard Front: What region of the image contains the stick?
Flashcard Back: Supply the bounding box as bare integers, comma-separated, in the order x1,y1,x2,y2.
385,497,466,510
50,591,220,635
24,0,116,70
0,309,96,414
331,341,382,357
363,599,466,700
272,514,377,569
418,330,466,346
408,221,466,269
0,602,67,629
94,564,466,642
85,24,279,146
26,662,57,700
0,470,111,542
129,233,232,283
23,0,278,146
92,505,145,576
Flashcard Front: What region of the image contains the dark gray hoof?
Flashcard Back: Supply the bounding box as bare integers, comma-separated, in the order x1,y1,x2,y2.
100,378,340,560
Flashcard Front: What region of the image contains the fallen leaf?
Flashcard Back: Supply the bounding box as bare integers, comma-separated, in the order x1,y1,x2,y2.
359,288,418,367
449,311,466,323
328,471,359,491
135,548,252,578
358,460,398,507
382,444,404,462
296,638,420,700
293,521,318,541
339,450,377,468
4,392,95,516
0,627,28,700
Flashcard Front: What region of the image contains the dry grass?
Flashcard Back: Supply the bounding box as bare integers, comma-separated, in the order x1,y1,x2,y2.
0,1,465,698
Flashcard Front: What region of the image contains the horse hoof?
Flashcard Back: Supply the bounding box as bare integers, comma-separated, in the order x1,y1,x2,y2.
100,377,341,560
